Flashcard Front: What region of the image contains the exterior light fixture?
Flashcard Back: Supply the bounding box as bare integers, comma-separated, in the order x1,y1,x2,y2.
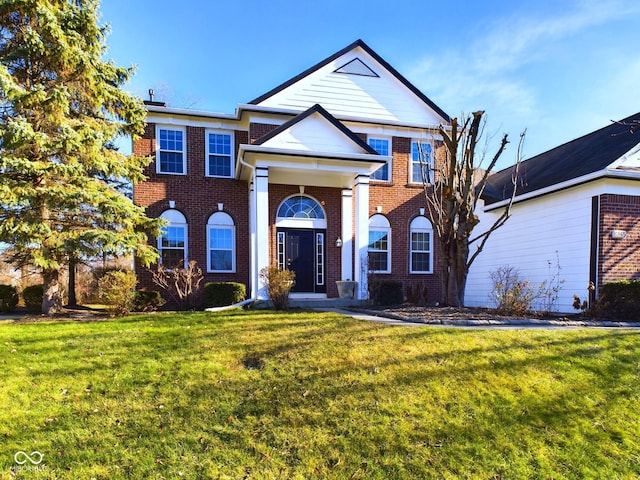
335,237,343,248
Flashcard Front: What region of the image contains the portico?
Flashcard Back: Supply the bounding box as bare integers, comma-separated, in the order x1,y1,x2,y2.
237,104,386,300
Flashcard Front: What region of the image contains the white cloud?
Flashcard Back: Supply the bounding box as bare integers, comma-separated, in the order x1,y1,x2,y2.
406,0,640,165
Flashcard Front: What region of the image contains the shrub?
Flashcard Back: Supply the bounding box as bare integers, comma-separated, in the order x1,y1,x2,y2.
369,279,403,306
98,270,137,316
22,284,44,313
204,282,246,308
259,266,295,311
406,281,428,306
592,280,640,321
150,260,204,310
0,284,18,313
133,290,166,312
489,266,535,315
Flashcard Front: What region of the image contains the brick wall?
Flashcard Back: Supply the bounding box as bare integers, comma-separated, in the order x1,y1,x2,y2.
367,136,443,303
598,193,640,287
250,123,279,143
133,121,444,303
134,124,251,291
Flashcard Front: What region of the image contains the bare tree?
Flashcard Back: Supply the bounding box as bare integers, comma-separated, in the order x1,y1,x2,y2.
420,111,524,306
150,260,204,310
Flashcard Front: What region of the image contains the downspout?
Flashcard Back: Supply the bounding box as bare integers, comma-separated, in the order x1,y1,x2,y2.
205,298,257,312
204,154,261,312
238,152,261,303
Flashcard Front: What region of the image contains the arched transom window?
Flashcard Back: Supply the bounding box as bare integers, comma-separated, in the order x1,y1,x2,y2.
276,195,327,229
277,195,325,219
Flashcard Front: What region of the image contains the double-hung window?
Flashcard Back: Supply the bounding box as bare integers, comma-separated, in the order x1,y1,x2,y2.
157,126,186,174
206,131,234,178
207,212,235,272
411,141,432,184
368,214,391,273
158,210,187,268
410,216,433,273
368,137,391,182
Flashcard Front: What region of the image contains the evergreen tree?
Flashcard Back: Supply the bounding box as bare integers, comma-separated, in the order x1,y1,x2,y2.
0,0,162,314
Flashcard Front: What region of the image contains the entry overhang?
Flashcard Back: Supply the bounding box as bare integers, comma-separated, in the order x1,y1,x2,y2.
238,145,387,188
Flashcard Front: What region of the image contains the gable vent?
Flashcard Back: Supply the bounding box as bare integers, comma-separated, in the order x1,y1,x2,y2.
334,58,379,77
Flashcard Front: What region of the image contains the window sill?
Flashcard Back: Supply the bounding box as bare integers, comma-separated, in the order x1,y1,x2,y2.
205,174,234,179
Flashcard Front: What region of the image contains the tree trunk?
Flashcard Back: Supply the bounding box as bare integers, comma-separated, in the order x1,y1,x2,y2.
439,237,469,307
67,258,77,307
42,268,63,315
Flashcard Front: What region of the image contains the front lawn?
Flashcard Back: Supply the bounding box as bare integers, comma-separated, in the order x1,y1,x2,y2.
1,310,639,479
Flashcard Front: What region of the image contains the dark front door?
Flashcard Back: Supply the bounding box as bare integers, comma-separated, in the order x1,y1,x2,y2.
278,228,326,294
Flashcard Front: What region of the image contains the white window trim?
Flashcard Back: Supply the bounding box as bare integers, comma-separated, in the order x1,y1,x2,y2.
367,136,392,183
205,129,235,178
368,214,391,274
409,216,433,274
409,140,433,185
158,210,188,268
156,125,187,175
207,212,236,273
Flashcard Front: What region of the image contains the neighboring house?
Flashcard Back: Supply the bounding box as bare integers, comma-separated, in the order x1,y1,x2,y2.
466,113,640,312
133,40,450,301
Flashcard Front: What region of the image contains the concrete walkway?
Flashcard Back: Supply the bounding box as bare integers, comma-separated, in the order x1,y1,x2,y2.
317,307,640,329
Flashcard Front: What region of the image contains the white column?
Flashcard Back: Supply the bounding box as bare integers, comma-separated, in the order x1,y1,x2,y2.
248,179,257,298
341,188,353,281
353,175,370,300
254,167,270,299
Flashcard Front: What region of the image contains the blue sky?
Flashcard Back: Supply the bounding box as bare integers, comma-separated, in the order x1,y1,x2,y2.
99,0,640,170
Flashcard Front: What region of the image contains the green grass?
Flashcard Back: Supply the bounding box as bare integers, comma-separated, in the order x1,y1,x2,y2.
1,310,639,479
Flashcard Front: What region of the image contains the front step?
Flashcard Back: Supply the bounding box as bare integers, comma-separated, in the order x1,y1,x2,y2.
288,297,366,308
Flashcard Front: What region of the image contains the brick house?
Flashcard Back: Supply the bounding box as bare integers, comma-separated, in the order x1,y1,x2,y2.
133,39,450,302
466,113,640,312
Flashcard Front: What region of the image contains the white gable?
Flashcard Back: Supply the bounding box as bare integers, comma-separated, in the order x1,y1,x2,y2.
260,112,369,154
255,46,445,125
610,142,640,171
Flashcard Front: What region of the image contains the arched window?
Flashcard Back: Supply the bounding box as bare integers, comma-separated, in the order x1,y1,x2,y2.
277,195,325,219
207,212,235,273
410,216,433,273
368,214,391,273
159,210,187,268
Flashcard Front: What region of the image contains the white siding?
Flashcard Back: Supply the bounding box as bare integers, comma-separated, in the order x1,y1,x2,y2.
465,184,597,313
466,178,640,312
260,113,365,154
257,47,444,126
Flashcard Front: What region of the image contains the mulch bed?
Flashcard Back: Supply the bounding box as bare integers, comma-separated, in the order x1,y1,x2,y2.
355,304,596,324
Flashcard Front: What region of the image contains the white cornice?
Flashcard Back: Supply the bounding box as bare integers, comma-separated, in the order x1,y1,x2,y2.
146,103,447,133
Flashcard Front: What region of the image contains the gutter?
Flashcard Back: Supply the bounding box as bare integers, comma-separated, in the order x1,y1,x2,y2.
484,168,640,212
